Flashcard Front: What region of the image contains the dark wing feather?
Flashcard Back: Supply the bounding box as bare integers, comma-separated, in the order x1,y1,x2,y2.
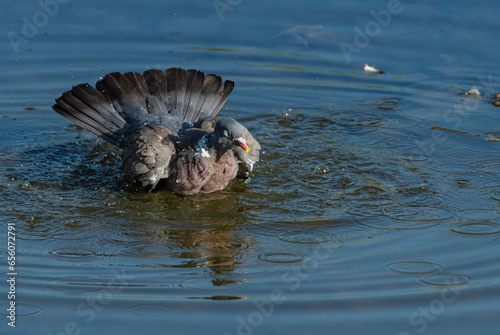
143,69,170,111
122,124,175,191
206,80,235,117
165,68,187,114
182,70,205,123
53,84,128,147
123,72,150,98
96,72,148,123
191,75,221,122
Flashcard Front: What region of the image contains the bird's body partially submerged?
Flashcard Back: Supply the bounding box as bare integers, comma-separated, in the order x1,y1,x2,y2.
53,68,260,195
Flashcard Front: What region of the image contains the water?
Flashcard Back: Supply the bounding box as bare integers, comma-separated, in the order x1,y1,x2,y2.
1,0,500,334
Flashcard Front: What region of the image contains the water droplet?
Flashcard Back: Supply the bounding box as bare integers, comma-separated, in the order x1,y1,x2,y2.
313,166,329,174
175,179,180,183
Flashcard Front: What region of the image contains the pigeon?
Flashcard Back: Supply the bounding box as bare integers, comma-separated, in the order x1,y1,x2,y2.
52,68,260,195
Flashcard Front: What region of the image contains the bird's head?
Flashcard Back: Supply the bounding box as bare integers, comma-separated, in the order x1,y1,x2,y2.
211,117,249,153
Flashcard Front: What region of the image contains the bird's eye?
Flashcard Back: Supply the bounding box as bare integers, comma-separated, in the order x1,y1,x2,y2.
223,130,229,137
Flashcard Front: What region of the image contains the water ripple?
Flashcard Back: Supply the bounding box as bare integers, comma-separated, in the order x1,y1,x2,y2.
232,50,286,67
387,261,442,275
118,242,176,259
120,303,176,318
450,221,500,235
468,159,500,180
46,276,110,295
0,303,43,317
278,229,333,244
67,64,99,75
488,237,500,249
49,248,98,262
382,205,453,222
418,272,471,287
258,252,304,263
180,276,246,293
355,206,454,230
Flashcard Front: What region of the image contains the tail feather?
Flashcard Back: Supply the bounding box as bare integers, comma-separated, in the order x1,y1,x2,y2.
166,68,187,115
145,96,170,116
96,72,148,122
53,67,235,147
123,71,150,98
163,68,234,124
192,75,221,123
182,70,204,122
53,84,127,147
208,80,235,117
143,69,170,111
71,84,126,130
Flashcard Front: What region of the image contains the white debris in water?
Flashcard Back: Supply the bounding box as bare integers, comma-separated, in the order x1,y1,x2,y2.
485,135,500,142
465,85,481,96
364,64,384,74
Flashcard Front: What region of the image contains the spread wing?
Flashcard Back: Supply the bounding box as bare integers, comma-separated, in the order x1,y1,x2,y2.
121,123,175,191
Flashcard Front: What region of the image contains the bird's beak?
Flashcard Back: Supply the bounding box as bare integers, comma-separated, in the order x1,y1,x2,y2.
235,137,249,153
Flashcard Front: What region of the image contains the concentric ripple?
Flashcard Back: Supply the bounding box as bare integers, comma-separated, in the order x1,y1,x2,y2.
450,221,500,235
356,206,454,230
258,252,304,263
419,272,471,287
387,261,442,275
49,248,98,262
278,229,332,244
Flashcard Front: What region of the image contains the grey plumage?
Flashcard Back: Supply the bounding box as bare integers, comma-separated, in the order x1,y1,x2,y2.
53,67,260,195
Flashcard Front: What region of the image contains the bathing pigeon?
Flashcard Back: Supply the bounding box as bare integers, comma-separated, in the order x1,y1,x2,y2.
52,68,260,195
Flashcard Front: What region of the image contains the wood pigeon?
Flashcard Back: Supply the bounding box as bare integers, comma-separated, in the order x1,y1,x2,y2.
53,68,260,195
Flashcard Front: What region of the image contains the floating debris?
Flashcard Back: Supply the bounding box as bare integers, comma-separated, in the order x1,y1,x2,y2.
432,126,500,142
485,135,500,142
364,64,384,74
490,93,500,107
465,85,481,96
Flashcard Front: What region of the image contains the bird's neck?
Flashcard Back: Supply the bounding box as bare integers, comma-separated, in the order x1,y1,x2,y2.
199,133,232,160
195,134,213,158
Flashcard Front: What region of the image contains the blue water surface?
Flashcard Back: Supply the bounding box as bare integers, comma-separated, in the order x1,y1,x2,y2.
1,0,500,334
